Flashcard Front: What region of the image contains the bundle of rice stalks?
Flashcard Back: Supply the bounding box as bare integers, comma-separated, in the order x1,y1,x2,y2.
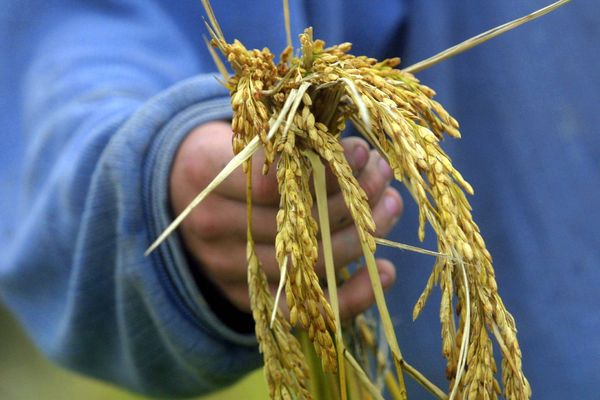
147,1,570,398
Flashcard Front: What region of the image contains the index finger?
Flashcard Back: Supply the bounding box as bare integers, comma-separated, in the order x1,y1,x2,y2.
194,126,369,206
214,146,281,206
321,136,370,195
184,122,281,206
215,136,370,206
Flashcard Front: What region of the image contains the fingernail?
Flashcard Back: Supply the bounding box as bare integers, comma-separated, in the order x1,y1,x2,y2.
379,271,392,287
384,192,401,216
351,145,368,171
378,157,393,180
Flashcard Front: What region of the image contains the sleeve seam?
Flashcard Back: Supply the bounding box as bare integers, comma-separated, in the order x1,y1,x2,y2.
143,94,257,347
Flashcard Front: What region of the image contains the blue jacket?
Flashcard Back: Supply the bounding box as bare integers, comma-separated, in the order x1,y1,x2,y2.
1,0,598,398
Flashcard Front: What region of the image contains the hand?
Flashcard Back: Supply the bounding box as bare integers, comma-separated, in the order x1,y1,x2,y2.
170,121,403,319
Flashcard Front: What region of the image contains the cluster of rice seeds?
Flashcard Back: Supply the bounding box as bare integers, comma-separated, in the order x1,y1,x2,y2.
414,118,529,398
293,104,376,252
230,75,268,155
203,12,530,399
462,303,499,399
338,49,530,397
217,40,278,172
275,144,337,371
248,247,312,399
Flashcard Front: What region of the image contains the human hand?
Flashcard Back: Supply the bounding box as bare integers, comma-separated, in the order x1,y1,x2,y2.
170,121,403,319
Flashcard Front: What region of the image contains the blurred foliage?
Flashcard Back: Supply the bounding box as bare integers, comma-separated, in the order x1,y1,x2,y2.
0,305,267,400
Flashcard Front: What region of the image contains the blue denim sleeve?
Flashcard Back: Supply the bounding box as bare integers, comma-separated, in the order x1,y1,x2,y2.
0,2,259,397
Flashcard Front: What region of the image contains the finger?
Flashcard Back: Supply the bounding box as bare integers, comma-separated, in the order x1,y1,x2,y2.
180,122,281,206
321,150,394,233
222,137,370,206
175,120,236,187
183,194,278,243
372,187,403,235
231,139,371,206
185,234,281,285
323,136,370,195
212,147,282,206
357,150,393,200
337,259,396,320
203,259,396,318
184,187,401,285
210,258,397,318
314,187,403,276
219,283,252,313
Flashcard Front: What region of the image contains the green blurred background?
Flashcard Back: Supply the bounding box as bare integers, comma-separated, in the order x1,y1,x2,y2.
0,304,268,400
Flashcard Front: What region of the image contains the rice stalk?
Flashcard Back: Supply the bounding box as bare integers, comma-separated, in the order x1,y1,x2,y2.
403,0,571,74
360,237,407,399
246,161,312,399
282,0,292,50
307,150,347,399
375,237,452,259
449,256,471,400
203,36,229,81
146,1,570,398
343,350,385,400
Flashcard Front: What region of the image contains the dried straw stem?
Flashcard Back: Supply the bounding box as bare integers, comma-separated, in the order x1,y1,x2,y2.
403,0,571,74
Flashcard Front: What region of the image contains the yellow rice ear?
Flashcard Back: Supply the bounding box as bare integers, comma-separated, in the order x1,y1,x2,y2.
150,1,567,398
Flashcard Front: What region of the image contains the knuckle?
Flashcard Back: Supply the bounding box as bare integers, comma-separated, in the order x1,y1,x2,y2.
333,230,361,261
360,161,386,200
371,168,386,189
374,213,394,236
198,247,240,284
361,179,375,199
253,176,279,204
341,294,360,318
191,209,221,239
386,187,404,216
368,149,379,161
176,148,201,186
394,189,404,215
177,137,209,186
